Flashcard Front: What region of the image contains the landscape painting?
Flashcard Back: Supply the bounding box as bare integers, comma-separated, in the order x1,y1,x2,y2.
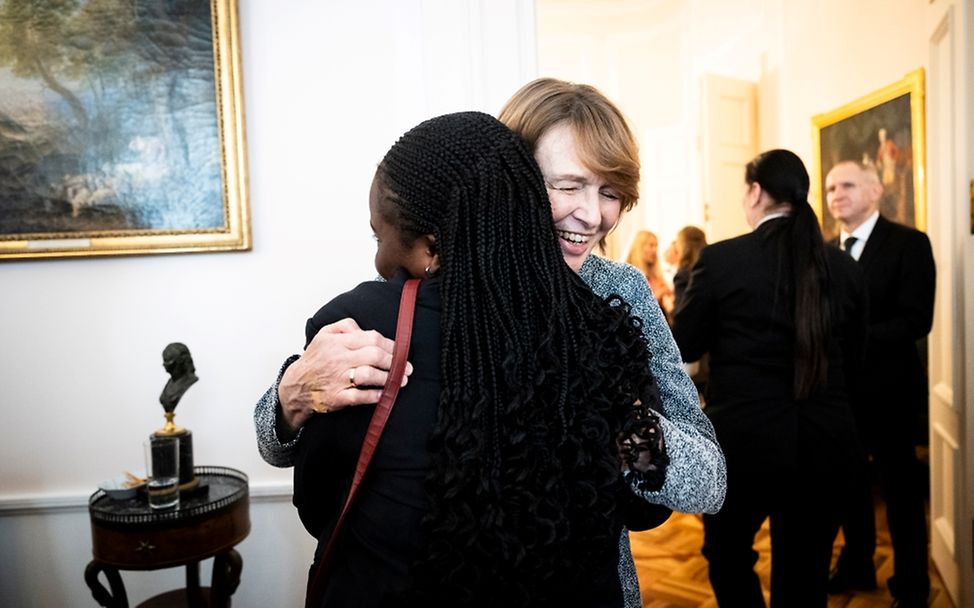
0,0,249,259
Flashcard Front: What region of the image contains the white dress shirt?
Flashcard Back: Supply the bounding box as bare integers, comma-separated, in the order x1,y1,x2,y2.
839,210,879,261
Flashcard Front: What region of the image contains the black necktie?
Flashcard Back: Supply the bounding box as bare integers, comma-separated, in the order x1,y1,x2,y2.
843,236,858,256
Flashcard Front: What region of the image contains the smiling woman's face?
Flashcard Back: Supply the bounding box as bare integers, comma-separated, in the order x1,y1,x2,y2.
533,123,622,273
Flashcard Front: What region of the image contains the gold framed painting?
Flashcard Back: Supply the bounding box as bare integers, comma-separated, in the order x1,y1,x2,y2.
0,0,249,260
811,69,926,242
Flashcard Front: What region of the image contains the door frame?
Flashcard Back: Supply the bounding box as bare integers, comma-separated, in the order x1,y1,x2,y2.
925,0,973,605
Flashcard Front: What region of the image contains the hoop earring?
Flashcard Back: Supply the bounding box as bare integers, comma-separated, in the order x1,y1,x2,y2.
424,265,433,278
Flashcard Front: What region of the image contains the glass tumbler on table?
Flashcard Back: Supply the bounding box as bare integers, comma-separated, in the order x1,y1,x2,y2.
144,435,180,510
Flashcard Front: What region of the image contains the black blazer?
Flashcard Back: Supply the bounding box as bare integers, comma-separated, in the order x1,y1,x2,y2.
293,271,670,607
830,214,935,413
672,217,867,471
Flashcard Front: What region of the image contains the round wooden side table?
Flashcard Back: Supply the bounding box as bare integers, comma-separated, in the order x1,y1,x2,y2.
85,466,250,608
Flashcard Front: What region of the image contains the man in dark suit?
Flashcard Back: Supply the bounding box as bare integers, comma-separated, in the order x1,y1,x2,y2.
825,160,936,608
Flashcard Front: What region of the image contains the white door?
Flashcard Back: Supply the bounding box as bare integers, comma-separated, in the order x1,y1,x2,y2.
925,0,972,605
700,73,758,243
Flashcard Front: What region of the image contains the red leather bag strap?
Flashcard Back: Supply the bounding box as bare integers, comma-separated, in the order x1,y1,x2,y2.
305,278,420,607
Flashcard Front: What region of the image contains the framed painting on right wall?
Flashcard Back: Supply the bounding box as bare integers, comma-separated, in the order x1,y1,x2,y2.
812,68,926,242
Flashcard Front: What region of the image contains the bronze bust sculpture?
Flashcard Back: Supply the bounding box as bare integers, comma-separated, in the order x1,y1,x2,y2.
156,342,199,490
160,342,198,414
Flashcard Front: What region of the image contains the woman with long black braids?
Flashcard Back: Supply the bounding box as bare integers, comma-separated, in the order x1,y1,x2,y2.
257,80,727,606
292,112,668,606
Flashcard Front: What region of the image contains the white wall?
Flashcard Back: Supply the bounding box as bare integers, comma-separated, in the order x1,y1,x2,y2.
0,1,535,605
768,0,929,182
0,0,938,605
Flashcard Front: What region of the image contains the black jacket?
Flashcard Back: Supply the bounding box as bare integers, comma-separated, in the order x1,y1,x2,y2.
672,217,867,472
829,214,935,428
293,271,669,607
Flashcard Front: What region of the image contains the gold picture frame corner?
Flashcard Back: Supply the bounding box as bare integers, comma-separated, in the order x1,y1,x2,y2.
810,69,927,239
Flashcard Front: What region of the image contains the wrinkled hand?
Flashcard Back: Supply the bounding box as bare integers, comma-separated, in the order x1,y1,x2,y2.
278,318,413,432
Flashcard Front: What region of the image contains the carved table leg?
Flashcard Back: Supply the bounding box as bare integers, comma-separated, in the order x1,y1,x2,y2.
84,560,128,608
185,560,205,607
211,549,243,607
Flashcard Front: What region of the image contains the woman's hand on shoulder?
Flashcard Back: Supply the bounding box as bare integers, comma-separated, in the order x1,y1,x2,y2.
277,318,412,431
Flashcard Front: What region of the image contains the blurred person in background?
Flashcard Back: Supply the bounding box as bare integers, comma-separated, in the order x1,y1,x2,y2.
627,229,674,320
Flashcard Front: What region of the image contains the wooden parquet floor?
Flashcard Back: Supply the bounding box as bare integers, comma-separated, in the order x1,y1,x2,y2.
630,495,953,608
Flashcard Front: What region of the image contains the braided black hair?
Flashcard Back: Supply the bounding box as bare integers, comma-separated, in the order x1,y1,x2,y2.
375,112,661,606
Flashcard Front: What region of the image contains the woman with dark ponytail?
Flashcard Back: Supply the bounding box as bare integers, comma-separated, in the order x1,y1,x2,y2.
292,112,669,607
672,149,868,607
